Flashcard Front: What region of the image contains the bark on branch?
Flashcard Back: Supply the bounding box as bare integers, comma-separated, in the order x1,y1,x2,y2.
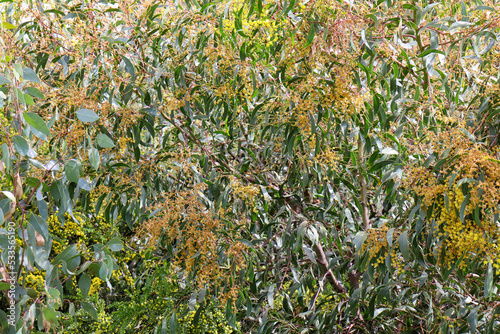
313,242,345,293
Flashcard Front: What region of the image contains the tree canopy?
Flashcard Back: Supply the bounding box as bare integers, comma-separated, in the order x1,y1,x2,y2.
0,0,500,333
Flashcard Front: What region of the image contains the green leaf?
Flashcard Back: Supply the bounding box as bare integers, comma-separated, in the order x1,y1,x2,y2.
25,303,36,328
88,148,100,170
0,74,10,85
267,284,275,308
473,206,482,227
456,177,478,187
354,231,367,252
0,310,8,329
76,109,100,123
236,238,255,250
106,238,123,251
398,230,410,262
81,301,98,320
14,63,23,78
361,29,372,50
12,135,30,156
24,93,34,105
458,128,476,143
368,160,395,173
2,191,16,203
53,244,80,269
77,178,91,191
69,302,75,316
24,112,50,140
386,227,395,247
42,306,58,323
485,261,493,298
78,273,91,299
418,271,428,287
64,159,82,183
23,68,41,83
121,56,135,77
422,2,441,16
418,49,445,57
96,134,115,148
25,87,45,99
1,21,16,29
159,318,168,334
380,147,398,155
192,303,204,329
373,307,389,319
29,214,49,241
459,195,470,222
467,308,478,333
15,87,25,105
449,21,472,31
473,5,495,11
99,262,109,280
297,221,308,238
305,23,316,47
170,312,178,334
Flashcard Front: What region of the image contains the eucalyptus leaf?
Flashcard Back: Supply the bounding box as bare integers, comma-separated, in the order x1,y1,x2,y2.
23,112,50,140
12,135,30,156
76,109,100,123
23,68,41,83
78,273,91,299
81,301,98,320
64,159,82,183
398,231,410,262
96,134,115,148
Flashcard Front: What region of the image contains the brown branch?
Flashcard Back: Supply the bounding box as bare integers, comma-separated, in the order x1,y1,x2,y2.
312,242,345,293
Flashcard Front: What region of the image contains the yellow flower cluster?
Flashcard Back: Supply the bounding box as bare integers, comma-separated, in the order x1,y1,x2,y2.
90,301,112,334
433,187,500,270
89,277,103,296
162,89,185,112
406,166,448,207
362,225,406,274
294,110,312,135
48,214,85,254
111,249,137,288
137,184,247,295
221,1,281,47
229,176,260,207
405,114,500,271
25,268,45,293
314,146,340,172
37,207,136,301
363,225,390,267
116,137,132,157
179,307,239,333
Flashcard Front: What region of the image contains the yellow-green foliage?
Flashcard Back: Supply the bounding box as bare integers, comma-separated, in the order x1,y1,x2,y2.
56,294,112,334
179,307,240,334
23,210,136,298
57,264,242,334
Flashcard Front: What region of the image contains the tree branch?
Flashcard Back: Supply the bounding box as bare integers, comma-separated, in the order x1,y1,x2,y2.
313,242,345,293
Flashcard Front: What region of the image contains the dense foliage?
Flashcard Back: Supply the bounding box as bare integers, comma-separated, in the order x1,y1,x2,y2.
1,0,499,333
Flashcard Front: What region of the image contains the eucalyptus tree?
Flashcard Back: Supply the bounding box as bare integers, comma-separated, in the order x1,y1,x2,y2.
0,0,499,333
